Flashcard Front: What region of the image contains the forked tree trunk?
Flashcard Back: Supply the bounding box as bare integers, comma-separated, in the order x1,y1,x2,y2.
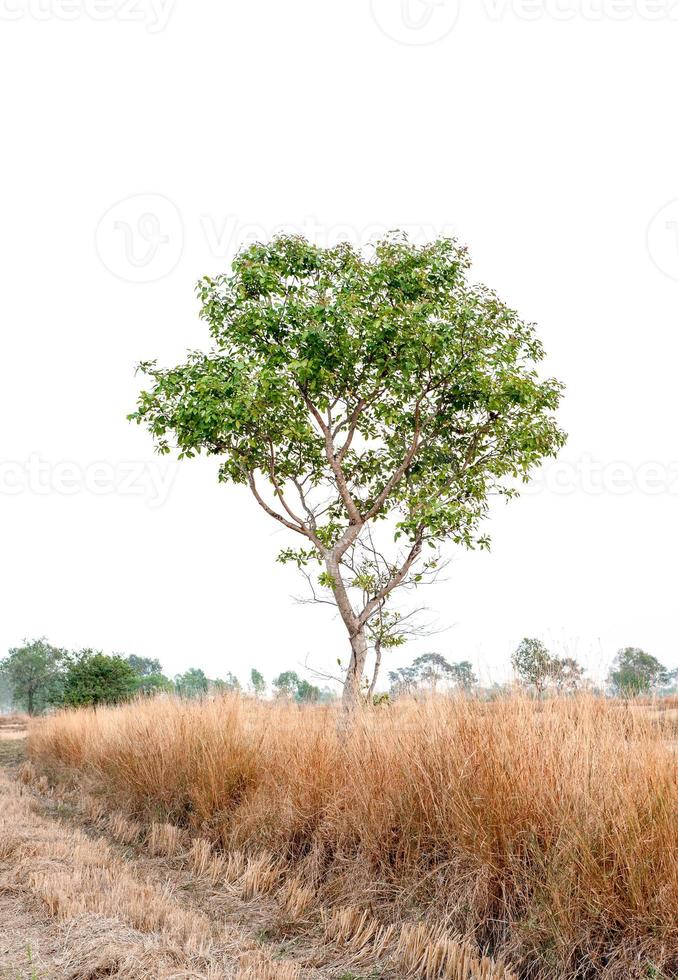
325,553,370,713
341,627,369,712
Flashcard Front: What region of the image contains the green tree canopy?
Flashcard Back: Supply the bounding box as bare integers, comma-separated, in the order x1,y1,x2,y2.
511,638,554,696
388,664,418,698
0,670,12,712
272,670,301,699
131,234,565,708
449,660,478,692
212,672,241,693
134,672,175,696
295,678,321,703
61,651,138,708
174,668,209,699
551,655,585,693
608,648,669,697
389,654,477,697
410,653,455,691
0,638,66,715
271,670,322,703
126,654,163,677
249,668,266,697
124,654,173,696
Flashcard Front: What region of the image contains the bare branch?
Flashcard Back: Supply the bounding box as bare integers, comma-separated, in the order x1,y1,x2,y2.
247,472,324,550
357,532,425,628
265,439,309,530
291,477,320,531
335,397,367,463
299,388,363,525
301,654,345,687
293,569,338,608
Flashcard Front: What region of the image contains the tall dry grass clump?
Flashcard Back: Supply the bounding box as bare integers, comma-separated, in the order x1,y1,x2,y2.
28,695,678,978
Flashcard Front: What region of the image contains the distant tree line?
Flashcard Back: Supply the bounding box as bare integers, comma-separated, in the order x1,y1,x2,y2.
385,641,677,702
0,640,335,715
389,654,478,698
0,636,675,715
509,638,677,699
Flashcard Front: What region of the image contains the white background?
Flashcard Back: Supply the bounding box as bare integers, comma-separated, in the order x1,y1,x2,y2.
2,0,677,688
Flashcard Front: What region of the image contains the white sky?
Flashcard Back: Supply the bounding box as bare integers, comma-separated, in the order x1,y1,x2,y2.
2,0,678,690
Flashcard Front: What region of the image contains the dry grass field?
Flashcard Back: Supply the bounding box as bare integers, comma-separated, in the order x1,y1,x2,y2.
0,714,29,739
11,695,675,980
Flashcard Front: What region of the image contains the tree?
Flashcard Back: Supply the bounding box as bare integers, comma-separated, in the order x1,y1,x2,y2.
295,678,321,703
388,664,418,698
212,672,241,693
0,671,12,712
272,670,300,700
125,654,163,677
134,672,175,696
249,668,266,697
410,652,455,693
272,671,321,703
449,660,478,692
130,235,565,709
511,638,554,697
317,686,338,704
174,668,209,699
608,648,669,697
61,651,137,708
0,639,66,715
658,667,678,696
124,654,174,696
388,654,477,697
551,655,585,693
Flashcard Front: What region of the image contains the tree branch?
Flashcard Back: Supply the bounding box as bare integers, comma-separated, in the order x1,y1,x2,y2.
247,472,324,549
357,532,424,628
300,389,363,525
362,400,425,522
265,439,309,530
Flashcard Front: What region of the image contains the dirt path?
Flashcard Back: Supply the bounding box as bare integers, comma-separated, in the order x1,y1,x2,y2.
0,733,334,980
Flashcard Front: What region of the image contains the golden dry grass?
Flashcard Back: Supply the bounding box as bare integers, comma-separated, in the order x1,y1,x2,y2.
0,713,28,728
28,695,678,979
0,767,308,979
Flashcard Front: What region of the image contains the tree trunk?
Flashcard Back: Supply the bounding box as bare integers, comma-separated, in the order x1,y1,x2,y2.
341,627,368,711
366,637,382,701
324,552,368,713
